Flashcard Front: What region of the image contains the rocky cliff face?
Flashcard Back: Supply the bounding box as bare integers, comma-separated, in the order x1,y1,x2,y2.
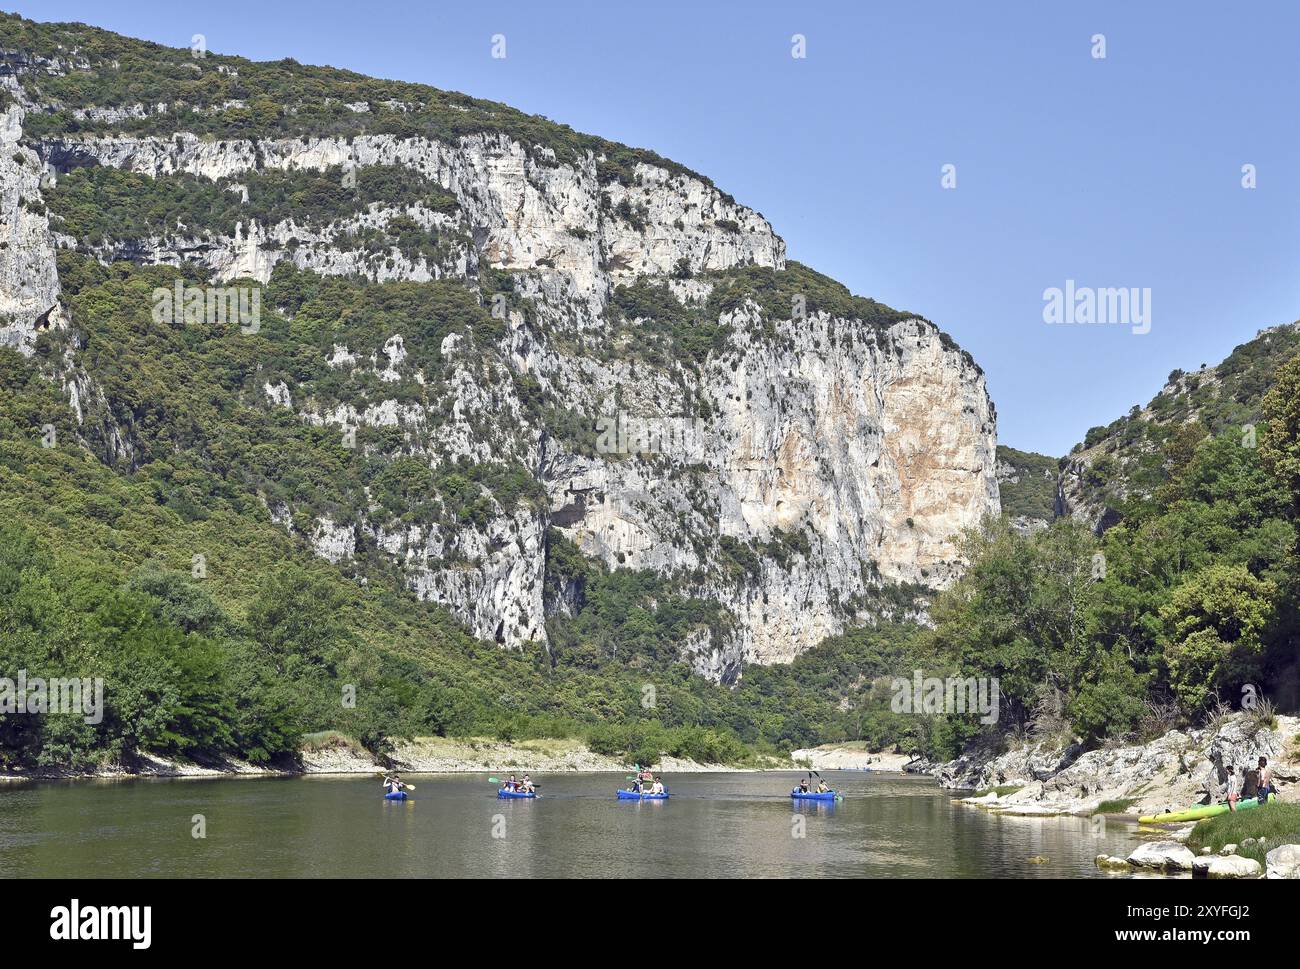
544,308,997,672
42,129,783,304
0,104,62,350
0,22,999,678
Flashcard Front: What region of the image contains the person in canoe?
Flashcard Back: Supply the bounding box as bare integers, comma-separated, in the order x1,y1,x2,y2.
815,778,830,793
519,774,535,794
500,774,519,793
383,774,407,796
648,776,666,795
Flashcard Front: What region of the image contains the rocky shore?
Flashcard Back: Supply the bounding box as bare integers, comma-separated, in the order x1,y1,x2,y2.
929,713,1300,878
0,735,787,781
925,713,1299,819
1094,839,1300,879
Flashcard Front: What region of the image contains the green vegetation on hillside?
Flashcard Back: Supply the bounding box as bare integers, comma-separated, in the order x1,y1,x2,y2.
1070,324,1300,523
47,164,460,246
3,12,718,192
609,277,731,368
707,262,915,333
996,445,1059,521
606,261,974,386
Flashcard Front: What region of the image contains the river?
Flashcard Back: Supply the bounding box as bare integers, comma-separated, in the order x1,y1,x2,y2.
0,770,1140,878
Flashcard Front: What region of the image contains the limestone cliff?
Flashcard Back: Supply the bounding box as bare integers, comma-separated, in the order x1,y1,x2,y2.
0,16,999,678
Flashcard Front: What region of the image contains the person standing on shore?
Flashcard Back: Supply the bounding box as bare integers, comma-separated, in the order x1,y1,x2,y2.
1257,757,1274,802
1226,765,1242,811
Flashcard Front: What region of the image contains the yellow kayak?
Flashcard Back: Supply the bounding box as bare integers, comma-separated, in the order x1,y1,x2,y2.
1138,793,1275,824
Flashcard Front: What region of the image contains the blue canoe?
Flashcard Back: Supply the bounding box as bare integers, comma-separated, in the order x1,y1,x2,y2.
617,790,669,800
790,790,838,801
383,791,408,801
497,790,537,799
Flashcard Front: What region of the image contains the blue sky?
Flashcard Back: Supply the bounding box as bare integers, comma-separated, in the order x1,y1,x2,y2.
12,0,1300,455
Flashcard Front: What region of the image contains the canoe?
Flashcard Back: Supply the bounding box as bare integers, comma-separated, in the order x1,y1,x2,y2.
1138,793,1275,824
497,790,536,799
791,790,838,801
383,791,408,801
617,790,669,800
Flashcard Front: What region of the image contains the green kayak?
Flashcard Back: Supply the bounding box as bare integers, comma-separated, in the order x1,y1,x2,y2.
1139,793,1275,824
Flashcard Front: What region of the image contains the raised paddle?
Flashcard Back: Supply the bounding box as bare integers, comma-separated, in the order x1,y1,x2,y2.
379,773,415,790
807,767,842,801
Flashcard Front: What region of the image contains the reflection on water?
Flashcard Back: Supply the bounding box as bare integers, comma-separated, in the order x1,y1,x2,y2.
0,771,1140,878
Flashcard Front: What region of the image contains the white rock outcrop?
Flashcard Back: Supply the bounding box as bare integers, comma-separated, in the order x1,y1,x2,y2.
1191,854,1261,879
1265,844,1300,879
0,104,61,352
1127,841,1195,872
43,131,783,309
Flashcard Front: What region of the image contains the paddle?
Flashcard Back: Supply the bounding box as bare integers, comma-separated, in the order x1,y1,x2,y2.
807,767,842,801
488,777,540,789
379,773,415,791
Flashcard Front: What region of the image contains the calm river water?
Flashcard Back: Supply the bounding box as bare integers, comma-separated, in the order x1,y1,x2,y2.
0,770,1140,878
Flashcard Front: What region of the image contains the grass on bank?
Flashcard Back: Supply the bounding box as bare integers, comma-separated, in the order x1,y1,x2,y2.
301,731,368,754
975,785,1024,798
1093,798,1138,815
1187,802,1300,866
